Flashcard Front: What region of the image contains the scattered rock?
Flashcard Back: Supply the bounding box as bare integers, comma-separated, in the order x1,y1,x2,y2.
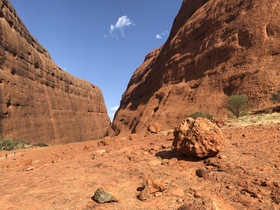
271,189,280,204
172,118,224,158
177,203,208,210
148,160,162,166
195,168,210,179
211,118,225,128
138,186,150,201
26,167,34,171
91,187,118,204
146,179,167,194
129,134,139,141
138,179,167,201
98,140,109,147
218,155,226,159
148,122,161,134
170,188,184,197
94,150,106,155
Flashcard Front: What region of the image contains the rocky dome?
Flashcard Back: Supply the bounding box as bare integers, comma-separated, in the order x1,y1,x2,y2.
112,0,280,136
0,0,110,144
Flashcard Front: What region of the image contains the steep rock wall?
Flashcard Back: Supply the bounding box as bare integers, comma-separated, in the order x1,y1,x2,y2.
112,0,280,136
0,0,110,144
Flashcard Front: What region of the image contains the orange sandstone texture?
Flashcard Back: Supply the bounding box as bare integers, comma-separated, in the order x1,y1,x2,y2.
0,0,110,144
112,0,280,136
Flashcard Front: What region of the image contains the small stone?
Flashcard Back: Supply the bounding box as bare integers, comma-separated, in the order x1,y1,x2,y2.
161,159,169,166
26,167,34,171
95,150,106,155
218,155,226,159
154,192,163,197
177,198,183,203
274,182,279,188
146,179,167,194
147,122,161,134
195,168,210,179
261,180,273,187
148,160,162,166
91,187,118,204
170,188,184,197
138,187,150,201
129,134,139,141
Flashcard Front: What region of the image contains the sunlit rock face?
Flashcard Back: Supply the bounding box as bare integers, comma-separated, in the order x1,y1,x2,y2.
0,0,110,144
112,0,280,136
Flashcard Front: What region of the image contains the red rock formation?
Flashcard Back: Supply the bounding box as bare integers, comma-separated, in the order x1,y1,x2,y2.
112,0,280,136
172,117,224,158
0,0,110,144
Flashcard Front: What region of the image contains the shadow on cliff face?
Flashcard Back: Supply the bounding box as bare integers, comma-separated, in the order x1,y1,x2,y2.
118,0,240,113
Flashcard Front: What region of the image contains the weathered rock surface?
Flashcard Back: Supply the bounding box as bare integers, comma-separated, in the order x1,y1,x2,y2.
112,0,280,136
172,117,224,158
138,179,168,201
0,0,110,144
91,187,118,204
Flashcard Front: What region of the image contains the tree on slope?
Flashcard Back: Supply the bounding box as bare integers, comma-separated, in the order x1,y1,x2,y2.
226,94,248,118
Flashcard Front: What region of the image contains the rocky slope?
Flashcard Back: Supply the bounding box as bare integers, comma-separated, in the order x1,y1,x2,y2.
112,0,280,136
0,0,110,144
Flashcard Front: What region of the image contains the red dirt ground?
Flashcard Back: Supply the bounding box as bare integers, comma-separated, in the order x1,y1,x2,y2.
0,122,280,210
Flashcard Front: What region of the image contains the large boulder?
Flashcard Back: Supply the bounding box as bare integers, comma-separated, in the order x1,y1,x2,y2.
172,117,224,158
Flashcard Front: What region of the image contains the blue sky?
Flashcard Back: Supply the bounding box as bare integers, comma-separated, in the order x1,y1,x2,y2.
9,0,183,120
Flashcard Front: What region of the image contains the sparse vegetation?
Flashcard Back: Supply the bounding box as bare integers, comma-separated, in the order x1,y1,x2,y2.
226,94,248,118
187,112,213,120
0,138,30,151
270,89,280,103
32,142,48,147
226,112,280,126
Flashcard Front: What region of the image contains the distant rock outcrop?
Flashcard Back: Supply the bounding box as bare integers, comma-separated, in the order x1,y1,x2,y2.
112,0,280,136
0,0,110,144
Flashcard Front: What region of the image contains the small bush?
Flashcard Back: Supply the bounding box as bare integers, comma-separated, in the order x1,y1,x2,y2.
0,138,14,151
187,112,213,120
32,142,48,147
226,94,248,118
0,138,30,151
270,89,280,103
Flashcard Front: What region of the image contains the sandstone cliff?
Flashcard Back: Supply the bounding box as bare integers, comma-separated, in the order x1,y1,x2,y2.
112,0,280,136
0,0,110,144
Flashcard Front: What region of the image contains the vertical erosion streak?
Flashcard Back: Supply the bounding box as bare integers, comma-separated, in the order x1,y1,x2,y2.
44,85,58,144
0,47,5,138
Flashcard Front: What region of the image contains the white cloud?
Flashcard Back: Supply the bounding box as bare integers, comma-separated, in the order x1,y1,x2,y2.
156,34,162,39
108,15,135,38
109,106,119,121
156,30,169,39
110,106,119,111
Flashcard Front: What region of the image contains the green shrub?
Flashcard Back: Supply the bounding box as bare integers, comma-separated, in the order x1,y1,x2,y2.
187,112,213,120
270,89,280,103
0,138,14,151
226,94,248,118
0,138,30,151
32,142,48,147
